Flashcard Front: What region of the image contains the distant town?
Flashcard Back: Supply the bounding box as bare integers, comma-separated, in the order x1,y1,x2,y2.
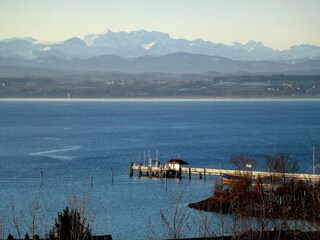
1,73,319,99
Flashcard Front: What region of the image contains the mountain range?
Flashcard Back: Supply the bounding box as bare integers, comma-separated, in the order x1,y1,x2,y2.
0,29,320,75
1,29,320,61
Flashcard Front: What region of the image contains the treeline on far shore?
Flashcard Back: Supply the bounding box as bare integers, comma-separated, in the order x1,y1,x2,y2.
0,74,320,99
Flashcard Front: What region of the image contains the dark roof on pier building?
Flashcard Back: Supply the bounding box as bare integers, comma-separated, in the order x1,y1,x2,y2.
165,159,189,165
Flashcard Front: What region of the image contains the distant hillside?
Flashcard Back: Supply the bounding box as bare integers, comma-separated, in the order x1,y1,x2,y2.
0,52,319,75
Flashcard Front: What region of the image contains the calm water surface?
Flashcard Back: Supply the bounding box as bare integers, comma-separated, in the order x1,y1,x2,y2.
0,100,319,239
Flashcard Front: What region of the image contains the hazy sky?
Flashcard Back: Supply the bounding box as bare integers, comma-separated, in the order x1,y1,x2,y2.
1,0,319,50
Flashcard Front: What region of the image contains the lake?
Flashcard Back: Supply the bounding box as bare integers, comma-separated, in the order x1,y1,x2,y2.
0,100,319,239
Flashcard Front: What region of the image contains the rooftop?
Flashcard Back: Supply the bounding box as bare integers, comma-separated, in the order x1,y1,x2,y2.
165,159,189,165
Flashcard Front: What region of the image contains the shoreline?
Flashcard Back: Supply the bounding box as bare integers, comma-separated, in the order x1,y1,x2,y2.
1,97,320,102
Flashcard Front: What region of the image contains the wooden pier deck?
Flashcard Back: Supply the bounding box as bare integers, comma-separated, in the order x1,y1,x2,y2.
129,163,320,181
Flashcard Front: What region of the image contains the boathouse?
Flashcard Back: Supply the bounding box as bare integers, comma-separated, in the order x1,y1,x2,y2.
165,159,189,170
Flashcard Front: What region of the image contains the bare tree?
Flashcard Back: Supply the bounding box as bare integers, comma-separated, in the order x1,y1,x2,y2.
265,152,298,173
23,198,41,237
265,151,299,184
40,204,52,239
160,194,190,239
8,202,23,239
66,190,99,235
45,190,101,240
193,210,215,238
229,154,255,172
0,212,4,240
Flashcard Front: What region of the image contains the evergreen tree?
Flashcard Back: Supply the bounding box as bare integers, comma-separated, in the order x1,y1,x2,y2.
51,207,92,240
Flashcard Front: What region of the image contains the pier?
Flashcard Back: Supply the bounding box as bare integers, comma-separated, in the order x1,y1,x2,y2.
129,159,320,182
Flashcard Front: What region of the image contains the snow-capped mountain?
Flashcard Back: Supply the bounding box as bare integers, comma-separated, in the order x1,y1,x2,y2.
82,30,279,60
82,29,179,58
0,29,320,61
0,37,44,59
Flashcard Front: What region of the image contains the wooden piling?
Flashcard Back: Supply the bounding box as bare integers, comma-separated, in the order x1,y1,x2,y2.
189,168,191,180
40,170,43,187
148,166,152,178
204,168,206,181
138,164,142,177
129,163,133,177
199,172,202,180
111,169,114,183
179,167,182,180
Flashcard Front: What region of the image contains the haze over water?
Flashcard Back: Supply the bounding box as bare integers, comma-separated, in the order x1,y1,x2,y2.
0,100,319,239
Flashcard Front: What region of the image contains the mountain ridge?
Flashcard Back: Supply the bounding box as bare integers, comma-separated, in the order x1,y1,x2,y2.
1,29,320,61
1,51,319,75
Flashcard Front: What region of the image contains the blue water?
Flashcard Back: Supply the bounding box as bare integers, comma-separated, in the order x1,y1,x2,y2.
0,100,319,239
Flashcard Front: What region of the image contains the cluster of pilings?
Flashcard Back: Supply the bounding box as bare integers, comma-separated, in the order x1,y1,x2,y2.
129,163,208,180
129,163,183,179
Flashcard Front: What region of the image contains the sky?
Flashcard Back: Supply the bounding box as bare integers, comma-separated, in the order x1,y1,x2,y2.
0,0,319,50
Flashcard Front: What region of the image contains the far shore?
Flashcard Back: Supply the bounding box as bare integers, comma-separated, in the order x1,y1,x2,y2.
1,98,320,102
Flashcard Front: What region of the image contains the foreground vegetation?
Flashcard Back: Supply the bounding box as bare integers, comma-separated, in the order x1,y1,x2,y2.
187,152,320,240
2,151,320,239
0,193,111,240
